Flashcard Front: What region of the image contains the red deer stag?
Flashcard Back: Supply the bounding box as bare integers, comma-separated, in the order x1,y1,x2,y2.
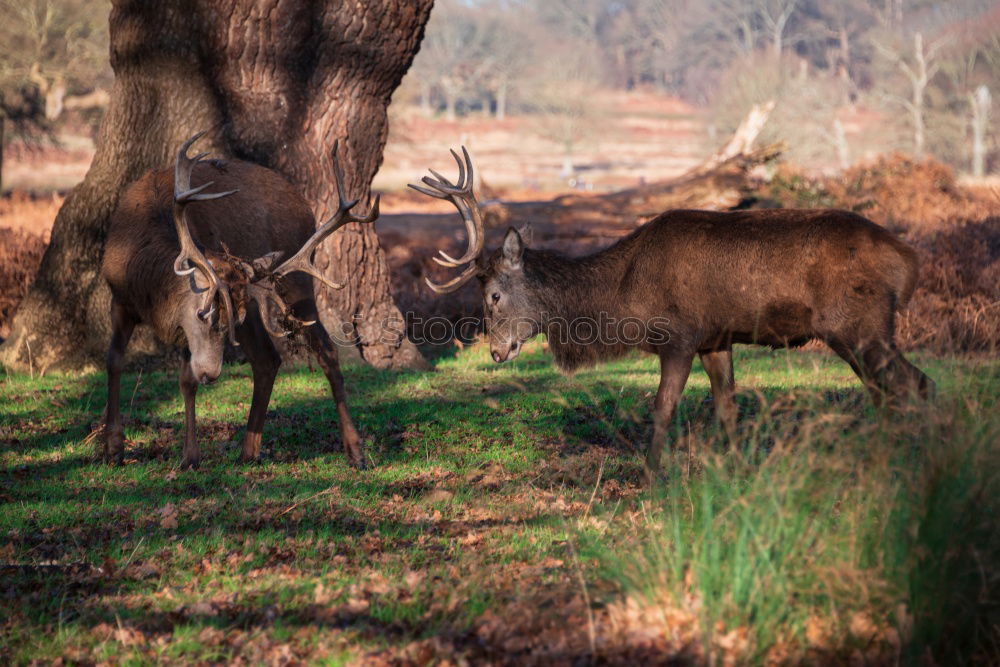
411,149,932,482
101,132,377,469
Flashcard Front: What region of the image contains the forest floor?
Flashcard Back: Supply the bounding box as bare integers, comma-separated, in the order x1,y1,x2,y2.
2,343,998,664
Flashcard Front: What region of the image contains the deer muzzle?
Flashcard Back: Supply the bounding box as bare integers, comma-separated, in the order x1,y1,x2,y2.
491,340,520,363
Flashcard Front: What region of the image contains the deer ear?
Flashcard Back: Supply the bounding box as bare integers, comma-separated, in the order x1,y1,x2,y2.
502,227,524,269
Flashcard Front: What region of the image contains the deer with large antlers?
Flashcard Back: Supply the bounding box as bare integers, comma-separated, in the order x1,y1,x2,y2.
100,132,377,469
412,149,933,483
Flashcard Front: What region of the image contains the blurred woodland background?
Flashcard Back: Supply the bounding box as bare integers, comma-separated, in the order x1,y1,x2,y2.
2,0,997,189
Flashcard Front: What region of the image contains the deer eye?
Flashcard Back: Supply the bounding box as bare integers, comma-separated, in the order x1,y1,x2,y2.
491,292,500,304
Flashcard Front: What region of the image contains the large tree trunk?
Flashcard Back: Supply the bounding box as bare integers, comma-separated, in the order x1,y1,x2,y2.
0,0,433,372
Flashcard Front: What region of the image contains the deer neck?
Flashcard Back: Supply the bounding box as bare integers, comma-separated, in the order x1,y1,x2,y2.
522,246,635,372
524,247,624,327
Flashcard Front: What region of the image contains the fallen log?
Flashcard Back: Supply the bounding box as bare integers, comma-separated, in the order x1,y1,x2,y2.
488,101,784,230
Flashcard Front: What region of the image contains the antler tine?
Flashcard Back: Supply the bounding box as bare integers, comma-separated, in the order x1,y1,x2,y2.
407,182,450,200
269,142,379,290
408,146,485,273
451,148,467,189
172,131,239,345
461,146,474,191
432,198,480,267
330,140,362,212
427,168,455,187
424,149,470,195
421,173,466,197
246,283,315,339
358,193,381,224
174,133,238,202
424,262,479,294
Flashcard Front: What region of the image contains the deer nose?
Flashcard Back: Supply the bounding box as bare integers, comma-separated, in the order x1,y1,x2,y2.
492,351,502,363
199,373,216,385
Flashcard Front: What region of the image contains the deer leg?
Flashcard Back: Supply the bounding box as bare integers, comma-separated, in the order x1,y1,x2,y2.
645,349,695,485
103,301,136,464
828,333,917,410
309,323,365,468
827,338,886,408
858,343,934,409
179,352,201,469
291,300,364,469
236,315,281,463
888,352,934,401
699,347,738,440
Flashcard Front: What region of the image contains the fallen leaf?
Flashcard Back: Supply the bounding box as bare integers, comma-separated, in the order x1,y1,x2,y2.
404,570,424,588
114,625,146,646
425,488,454,503
158,503,178,530
849,611,877,641
314,582,334,605
133,562,160,579
187,601,217,616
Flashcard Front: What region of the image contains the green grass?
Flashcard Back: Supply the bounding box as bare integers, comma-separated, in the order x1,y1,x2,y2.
1,341,997,663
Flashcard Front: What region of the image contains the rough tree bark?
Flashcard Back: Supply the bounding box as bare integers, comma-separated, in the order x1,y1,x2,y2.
0,0,433,372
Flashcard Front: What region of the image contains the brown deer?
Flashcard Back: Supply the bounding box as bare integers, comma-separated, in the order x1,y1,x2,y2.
101,132,376,469
411,149,933,482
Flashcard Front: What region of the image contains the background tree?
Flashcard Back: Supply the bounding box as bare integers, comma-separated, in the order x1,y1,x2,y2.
0,0,434,372
936,13,1000,174
0,0,111,190
477,7,536,120
409,0,494,121
525,47,606,181
970,85,992,177
756,0,802,59
874,31,949,159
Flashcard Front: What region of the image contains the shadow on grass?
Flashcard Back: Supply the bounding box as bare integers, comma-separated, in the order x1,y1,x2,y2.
2,355,880,525
1,352,898,661
1,352,883,484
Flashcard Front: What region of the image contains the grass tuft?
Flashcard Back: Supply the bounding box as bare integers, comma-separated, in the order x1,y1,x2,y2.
586,370,1000,664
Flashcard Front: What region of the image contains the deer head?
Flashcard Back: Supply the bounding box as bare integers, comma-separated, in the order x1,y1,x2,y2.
410,148,539,363
172,132,378,381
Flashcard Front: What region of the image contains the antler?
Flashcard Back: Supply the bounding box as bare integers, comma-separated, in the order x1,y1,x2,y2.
269,141,380,291
408,147,485,293
172,131,239,345
246,282,299,339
